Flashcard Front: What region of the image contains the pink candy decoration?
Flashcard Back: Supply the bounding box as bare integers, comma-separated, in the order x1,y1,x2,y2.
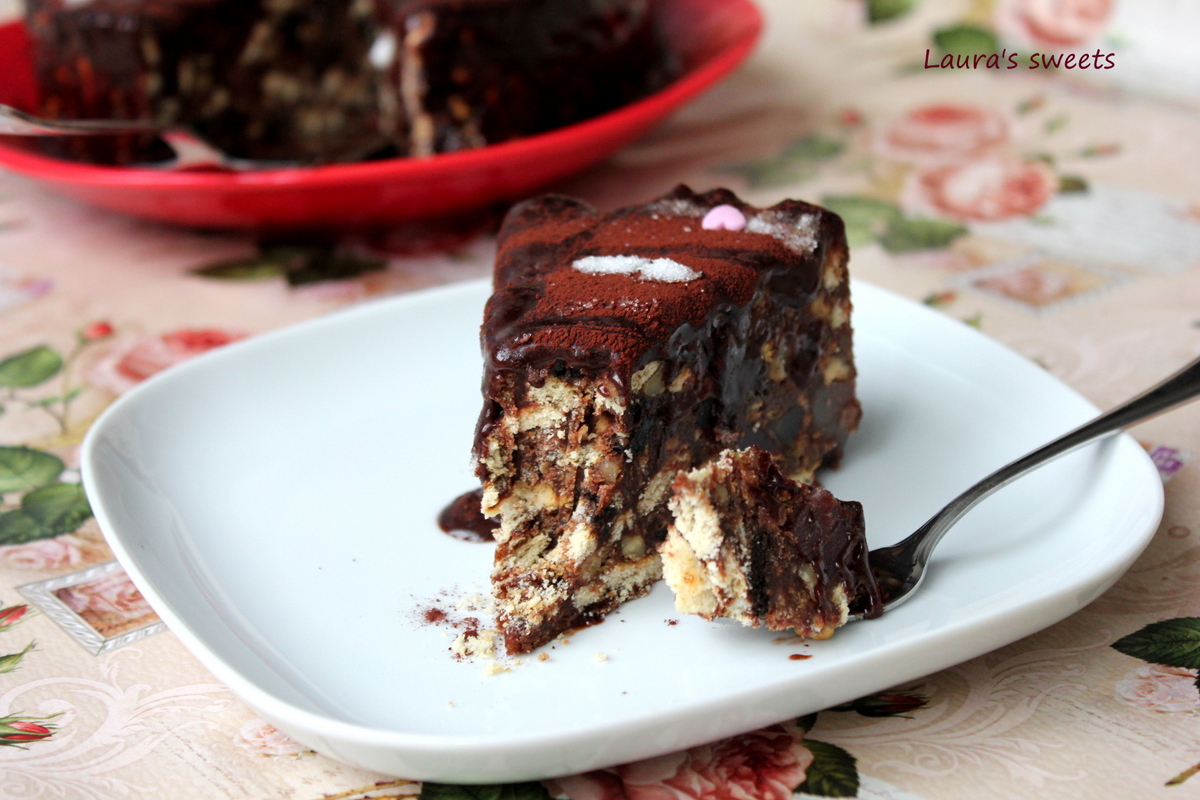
701,204,747,231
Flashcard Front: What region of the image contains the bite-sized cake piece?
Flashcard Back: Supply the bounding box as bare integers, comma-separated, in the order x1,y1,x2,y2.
24,0,675,165
664,447,882,638
474,185,862,654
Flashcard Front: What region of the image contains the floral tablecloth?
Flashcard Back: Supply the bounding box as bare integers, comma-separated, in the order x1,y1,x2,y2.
2,1,1200,798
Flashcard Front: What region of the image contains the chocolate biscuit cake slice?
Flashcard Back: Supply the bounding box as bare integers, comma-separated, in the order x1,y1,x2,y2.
664,447,882,638
474,186,861,654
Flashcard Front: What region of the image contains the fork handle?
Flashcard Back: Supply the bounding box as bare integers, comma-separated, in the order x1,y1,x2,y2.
905,354,1200,567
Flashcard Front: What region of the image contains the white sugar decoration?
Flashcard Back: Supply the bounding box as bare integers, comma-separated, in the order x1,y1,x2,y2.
368,31,398,69
573,255,642,275
746,210,818,254
572,255,699,283
639,258,699,282
645,197,706,218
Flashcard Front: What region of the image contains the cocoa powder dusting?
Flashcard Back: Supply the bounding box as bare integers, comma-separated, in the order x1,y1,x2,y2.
478,186,828,390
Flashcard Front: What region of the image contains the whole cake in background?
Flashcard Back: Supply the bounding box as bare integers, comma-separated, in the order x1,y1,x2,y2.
472,185,864,654
24,0,676,165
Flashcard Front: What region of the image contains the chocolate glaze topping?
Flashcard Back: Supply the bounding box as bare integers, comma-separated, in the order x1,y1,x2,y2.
473,185,842,457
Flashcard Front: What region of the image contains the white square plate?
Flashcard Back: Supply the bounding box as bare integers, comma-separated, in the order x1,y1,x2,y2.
81,279,1162,782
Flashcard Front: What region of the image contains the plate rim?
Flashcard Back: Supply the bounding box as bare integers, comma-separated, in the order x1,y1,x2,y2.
0,0,762,189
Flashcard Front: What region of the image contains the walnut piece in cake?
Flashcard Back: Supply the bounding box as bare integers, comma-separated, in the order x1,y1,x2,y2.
663,447,882,638
473,185,862,654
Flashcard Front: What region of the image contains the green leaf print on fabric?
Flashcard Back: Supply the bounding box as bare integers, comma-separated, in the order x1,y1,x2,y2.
193,243,386,286
718,135,845,189
192,256,288,281
0,642,35,674
21,483,92,534
1058,175,1089,194
420,783,550,800
0,346,63,389
922,291,957,308
830,689,929,718
1113,618,1200,676
820,196,902,248
866,0,917,24
0,327,111,435
783,135,845,162
0,483,92,545
1113,618,1200,783
0,511,40,545
820,196,966,252
0,446,64,493
933,24,999,57
799,739,859,798
877,217,968,253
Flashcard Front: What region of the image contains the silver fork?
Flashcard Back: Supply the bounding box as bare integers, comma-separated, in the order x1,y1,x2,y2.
859,354,1200,617
0,102,287,170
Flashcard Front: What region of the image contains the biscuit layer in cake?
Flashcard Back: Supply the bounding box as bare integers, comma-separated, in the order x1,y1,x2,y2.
664,446,882,638
474,185,861,654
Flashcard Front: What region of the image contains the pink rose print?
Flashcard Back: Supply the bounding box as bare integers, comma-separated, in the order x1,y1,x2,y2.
87,328,246,394
0,535,85,571
234,718,310,756
995,0,1114,48
81,320,114,341
976,266,1073,307
878,105,1009,165
55,572,159,638
57,573,152,619
1115,665,1200,713
903,156,1057,222
549,724,812,800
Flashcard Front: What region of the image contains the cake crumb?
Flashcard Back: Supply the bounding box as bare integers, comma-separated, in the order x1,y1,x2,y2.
484,662,510,675
595,652,608,662
788,653,813,661
446,701,454,707
451,628,498,661
537,652,549,662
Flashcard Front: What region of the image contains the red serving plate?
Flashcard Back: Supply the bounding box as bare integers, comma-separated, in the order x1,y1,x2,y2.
0,0,761,230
